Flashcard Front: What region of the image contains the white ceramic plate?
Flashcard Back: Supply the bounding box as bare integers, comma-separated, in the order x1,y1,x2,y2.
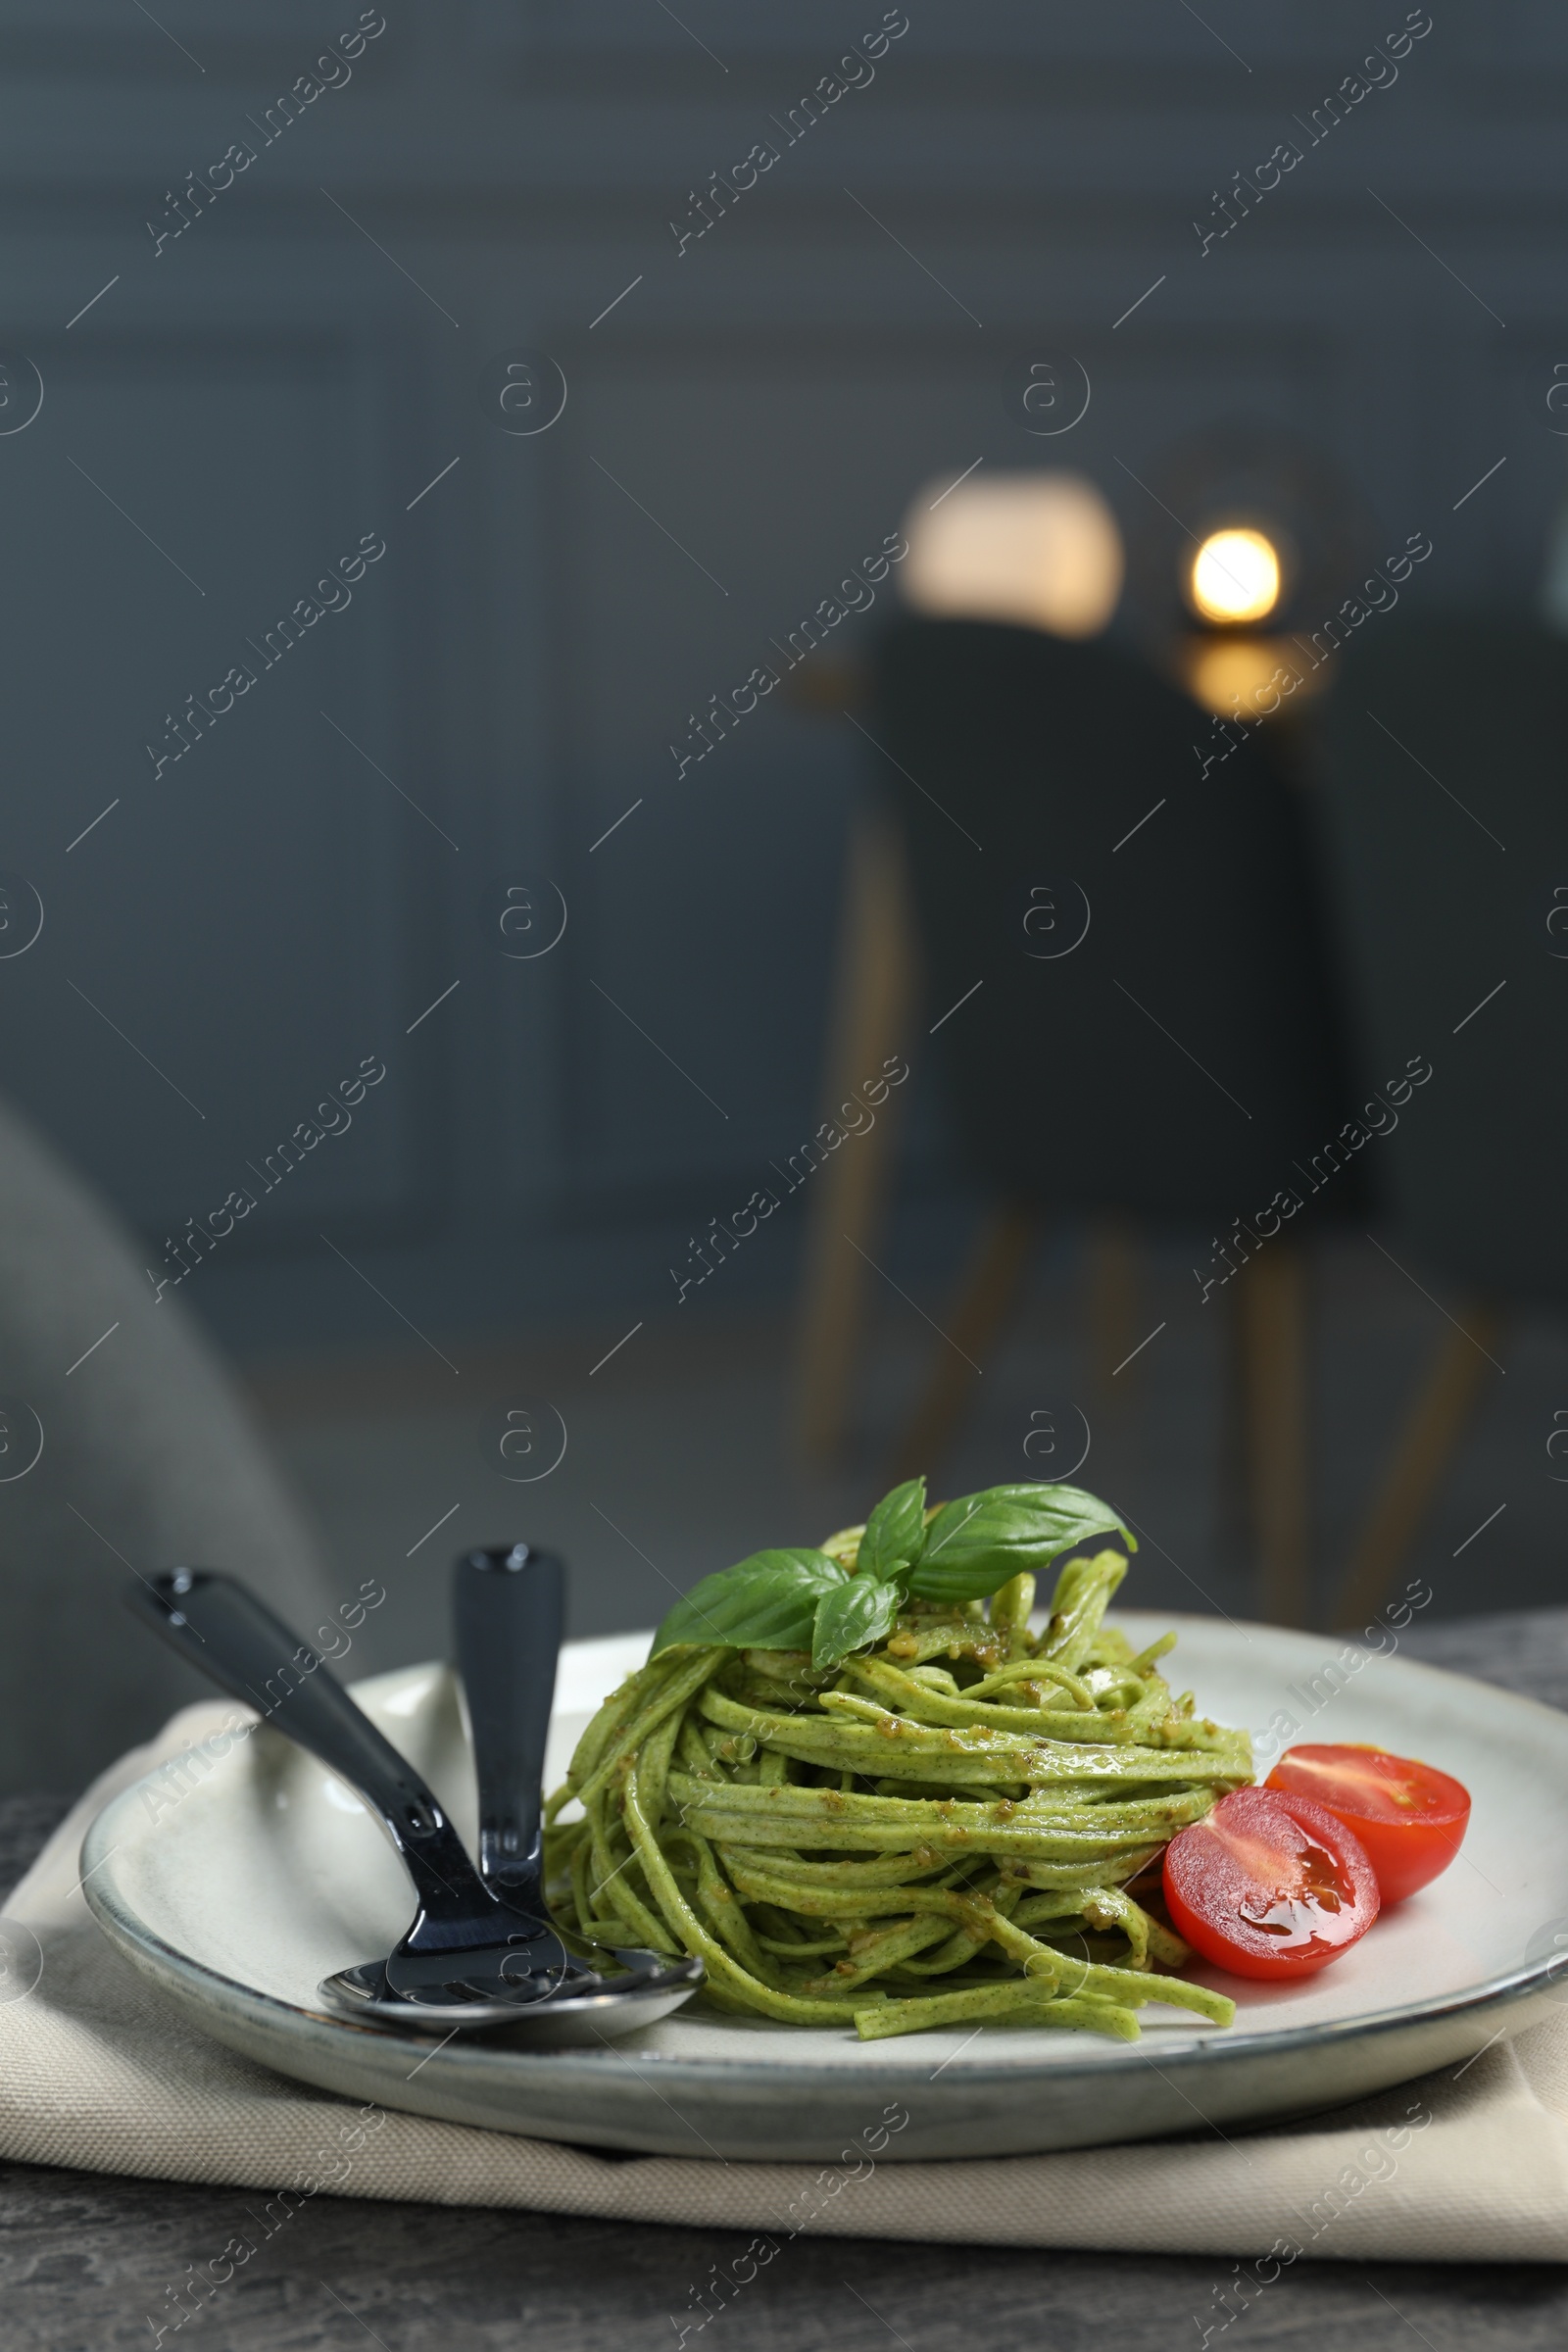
81,1615,1568,2161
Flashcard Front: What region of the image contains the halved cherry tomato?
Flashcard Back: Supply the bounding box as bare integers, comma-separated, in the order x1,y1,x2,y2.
1265,1744,1471,1905
1162,1787,1380,1980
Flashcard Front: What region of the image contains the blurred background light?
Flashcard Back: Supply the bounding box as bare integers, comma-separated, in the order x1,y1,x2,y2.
1187,526,1282,625
1181,633,1328,718
902,470,1124,639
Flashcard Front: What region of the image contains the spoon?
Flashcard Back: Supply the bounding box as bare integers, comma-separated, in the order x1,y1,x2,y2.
127,1562,702,2040
321,1542,703,2036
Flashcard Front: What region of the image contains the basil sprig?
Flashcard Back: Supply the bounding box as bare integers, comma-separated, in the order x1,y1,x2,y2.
651,1479,1135,1673
650,1548,847,1655
856,1475,927,1584
906,1483,1135,1604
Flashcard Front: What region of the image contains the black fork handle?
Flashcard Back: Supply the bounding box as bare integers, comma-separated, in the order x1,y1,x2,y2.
452,1544,564,1898
124,1569,485,1924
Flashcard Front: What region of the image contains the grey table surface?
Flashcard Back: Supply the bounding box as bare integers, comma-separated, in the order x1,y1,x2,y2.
3,1608,1568,2352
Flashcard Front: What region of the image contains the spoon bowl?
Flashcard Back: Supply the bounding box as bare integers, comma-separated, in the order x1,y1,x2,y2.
320,1951,703,2041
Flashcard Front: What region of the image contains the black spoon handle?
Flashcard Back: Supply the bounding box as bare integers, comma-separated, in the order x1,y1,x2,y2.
125,1569,485,1922
452,1544,564,1896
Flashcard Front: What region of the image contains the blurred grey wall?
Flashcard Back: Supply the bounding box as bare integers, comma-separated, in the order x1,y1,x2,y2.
0,0,1555,1359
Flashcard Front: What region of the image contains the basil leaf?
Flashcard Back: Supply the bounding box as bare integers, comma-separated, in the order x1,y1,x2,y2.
905,1483,1136,1604
811,1576,902,1672
857,1475,927,1583
651,1548,847,1655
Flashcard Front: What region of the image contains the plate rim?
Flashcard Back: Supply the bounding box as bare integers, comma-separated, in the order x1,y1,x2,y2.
77,1615,1568,2090
79,1813,1562,2092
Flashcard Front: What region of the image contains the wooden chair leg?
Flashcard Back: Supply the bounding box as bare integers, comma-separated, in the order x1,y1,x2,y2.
791,808,917,1461
886,1205,1038,1484
1233,1244,1311,1628
1330,1303,1504,1631
1085,1216,1139,1411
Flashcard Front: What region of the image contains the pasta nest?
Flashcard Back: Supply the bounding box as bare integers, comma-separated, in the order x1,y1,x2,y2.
544,1548,1251,2040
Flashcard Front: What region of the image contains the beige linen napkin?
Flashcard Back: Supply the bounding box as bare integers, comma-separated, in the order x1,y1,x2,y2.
3,1700,1567,2262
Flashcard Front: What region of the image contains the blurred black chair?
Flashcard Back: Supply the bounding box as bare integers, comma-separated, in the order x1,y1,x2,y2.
1314,616,1568,1625
863,614,1363,1624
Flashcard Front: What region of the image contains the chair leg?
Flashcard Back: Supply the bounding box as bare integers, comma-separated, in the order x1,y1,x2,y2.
791,809,917,1462
886,1205,1038,1485
1330,1304,1504,1631
1232,1244,1311,1628
1085,1216,1140,1411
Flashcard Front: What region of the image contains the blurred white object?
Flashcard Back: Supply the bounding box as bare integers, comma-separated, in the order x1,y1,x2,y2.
901,469,1123,638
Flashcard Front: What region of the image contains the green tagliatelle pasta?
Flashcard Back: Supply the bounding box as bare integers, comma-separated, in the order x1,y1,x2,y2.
543,1541,1251,2041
